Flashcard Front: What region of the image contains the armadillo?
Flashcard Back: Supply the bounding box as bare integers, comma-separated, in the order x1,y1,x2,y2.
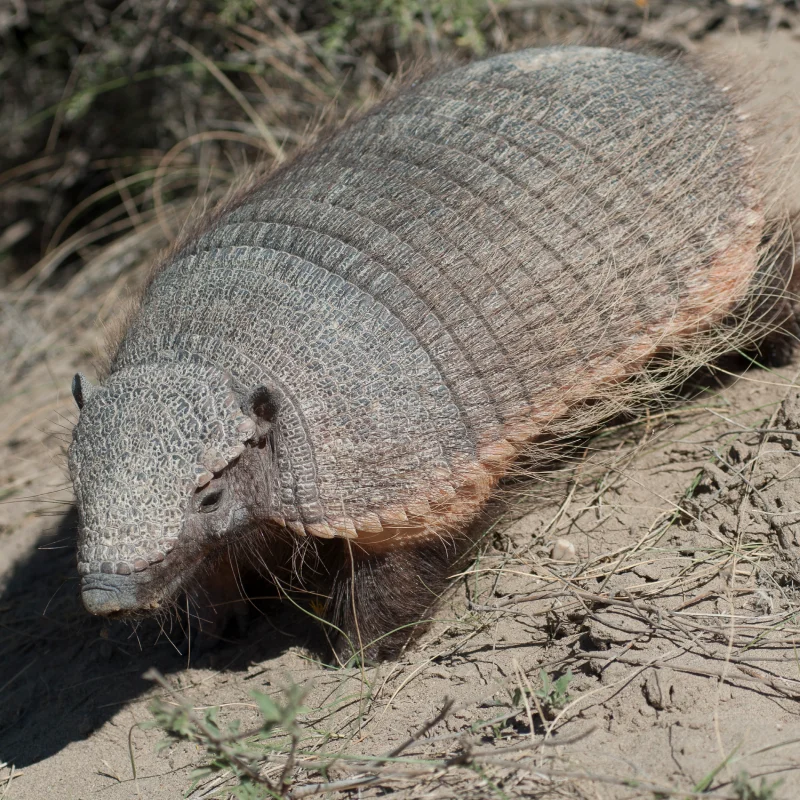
69,46,791,659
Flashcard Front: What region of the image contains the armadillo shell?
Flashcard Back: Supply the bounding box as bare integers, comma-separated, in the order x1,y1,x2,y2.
117,47,764,548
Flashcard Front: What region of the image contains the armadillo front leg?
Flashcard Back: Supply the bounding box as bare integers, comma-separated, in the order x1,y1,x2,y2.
323,539,468,662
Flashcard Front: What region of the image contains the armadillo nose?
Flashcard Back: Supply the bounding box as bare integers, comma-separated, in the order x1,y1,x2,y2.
80,573,142,615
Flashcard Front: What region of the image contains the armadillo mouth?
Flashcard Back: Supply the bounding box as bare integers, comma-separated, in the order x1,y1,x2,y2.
81,572,154,615
77,537,180,614
80,552,203,616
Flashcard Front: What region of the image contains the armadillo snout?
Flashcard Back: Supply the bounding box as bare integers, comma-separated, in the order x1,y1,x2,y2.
80,572,151,616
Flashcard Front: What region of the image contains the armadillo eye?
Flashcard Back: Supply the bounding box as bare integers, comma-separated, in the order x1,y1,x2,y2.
197,488,223,513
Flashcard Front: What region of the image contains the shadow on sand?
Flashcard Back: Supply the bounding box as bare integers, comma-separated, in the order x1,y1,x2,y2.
0,506,323,768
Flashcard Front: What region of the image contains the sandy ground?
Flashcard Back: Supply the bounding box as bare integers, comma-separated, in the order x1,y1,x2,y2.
3,27,800,800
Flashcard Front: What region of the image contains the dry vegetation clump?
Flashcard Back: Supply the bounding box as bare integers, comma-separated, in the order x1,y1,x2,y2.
3,2,800,799
3,0,799,288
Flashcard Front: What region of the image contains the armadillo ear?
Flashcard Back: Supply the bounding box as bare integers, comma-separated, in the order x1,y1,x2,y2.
72,373,96,410
242,385,280,435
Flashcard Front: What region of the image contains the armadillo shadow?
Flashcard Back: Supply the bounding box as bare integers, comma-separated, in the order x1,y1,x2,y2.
0,505,320,768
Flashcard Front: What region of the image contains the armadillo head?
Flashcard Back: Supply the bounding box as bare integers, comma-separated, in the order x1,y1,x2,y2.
69,359,277,616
